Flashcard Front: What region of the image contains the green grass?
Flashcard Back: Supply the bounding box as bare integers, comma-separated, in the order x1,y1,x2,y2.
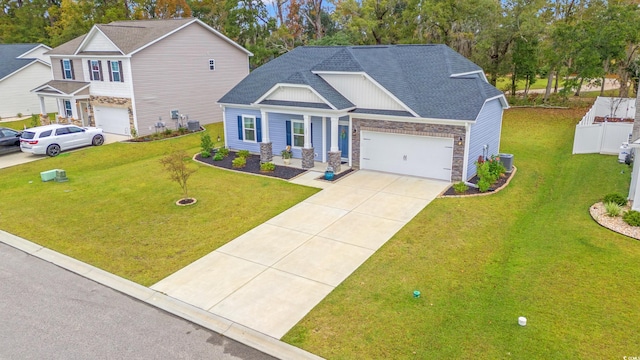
0,123,318,286
496,77,549,92
283,108,640,358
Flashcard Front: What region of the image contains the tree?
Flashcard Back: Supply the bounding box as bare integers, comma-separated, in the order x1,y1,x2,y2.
160,149,197,200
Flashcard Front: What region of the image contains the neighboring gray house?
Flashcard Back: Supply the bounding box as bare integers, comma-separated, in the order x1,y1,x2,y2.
219,45,508,182
32,18,251,136
0,44,56,118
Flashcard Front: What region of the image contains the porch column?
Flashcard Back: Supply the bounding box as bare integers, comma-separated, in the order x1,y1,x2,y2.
328,116,341,172
38,96,46,115
301,114,315,169
260,110,273,163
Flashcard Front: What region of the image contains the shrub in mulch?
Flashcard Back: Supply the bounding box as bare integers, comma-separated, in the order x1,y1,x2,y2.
195,151,307,180
442,170,514,197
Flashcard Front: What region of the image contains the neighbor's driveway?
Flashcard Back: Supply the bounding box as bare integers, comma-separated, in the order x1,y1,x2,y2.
152,170,449,339
0,133,129,170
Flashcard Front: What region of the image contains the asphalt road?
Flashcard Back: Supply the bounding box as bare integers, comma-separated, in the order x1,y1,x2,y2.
0,243,276,360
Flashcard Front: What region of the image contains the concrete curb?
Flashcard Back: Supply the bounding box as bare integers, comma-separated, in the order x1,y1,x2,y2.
0,229,324,360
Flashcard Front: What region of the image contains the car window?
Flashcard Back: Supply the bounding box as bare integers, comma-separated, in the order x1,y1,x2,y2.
55,128,70,136
21,131,35,140
0,130,7,137
39,130,52,138
68,126,83,133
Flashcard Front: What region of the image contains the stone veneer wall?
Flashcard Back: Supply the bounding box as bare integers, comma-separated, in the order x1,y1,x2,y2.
89,96,134,129
351,118,466,181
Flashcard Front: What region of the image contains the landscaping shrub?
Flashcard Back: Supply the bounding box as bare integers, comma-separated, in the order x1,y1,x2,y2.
487,155,506,179
604,202,622,217
603,193,627,206
238,149,250,158
201,150,211,158
478,179,491,192
232,156,246,168
218,147,229,157
213,152,224,161
164,128,173,136
200,133,214,154
623,210,640,226
30,114,40,128
453,181,468,194
260,162,276,172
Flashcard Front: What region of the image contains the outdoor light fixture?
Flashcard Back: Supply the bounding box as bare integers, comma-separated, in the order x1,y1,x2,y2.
458,136,463,145
217,134,221,142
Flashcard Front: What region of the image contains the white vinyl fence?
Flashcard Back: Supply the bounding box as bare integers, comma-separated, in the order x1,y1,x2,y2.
572,97,635,154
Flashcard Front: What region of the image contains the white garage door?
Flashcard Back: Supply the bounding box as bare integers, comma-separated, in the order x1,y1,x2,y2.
360,131,453,181
94,106,130,135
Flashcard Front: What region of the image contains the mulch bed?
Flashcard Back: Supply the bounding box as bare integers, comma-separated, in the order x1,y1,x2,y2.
442,168,515,197
594,116,634,123
127,127,204,142
195,151,307,180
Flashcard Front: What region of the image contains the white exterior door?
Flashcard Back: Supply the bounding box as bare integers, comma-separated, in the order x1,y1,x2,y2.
360,131,453,181
94,106,130,135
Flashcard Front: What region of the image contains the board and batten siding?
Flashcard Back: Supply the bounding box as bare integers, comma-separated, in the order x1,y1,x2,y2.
318,73,405,111
225,108,323,161
131,22,249,136
466,98,504,180
0,62,56,118
50,57,84,81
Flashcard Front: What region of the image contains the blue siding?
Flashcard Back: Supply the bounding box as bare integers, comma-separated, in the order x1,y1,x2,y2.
225,107,262,153
267,113,323,161
466,99,504,179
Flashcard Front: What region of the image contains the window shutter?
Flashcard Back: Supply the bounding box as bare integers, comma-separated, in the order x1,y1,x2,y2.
69,60,75,80
60,59,65,79
310,123,314,147
256,117,262,143
107,61,113,81
87,60,92,80
98,60,103,81
237,116,243,140
285,120,291,146
118,61,124,82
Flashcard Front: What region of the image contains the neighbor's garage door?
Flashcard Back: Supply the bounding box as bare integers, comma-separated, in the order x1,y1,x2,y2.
360,131,453,181
94,106,130,135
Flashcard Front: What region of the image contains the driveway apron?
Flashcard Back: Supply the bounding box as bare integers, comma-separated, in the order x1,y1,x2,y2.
151,170,449,339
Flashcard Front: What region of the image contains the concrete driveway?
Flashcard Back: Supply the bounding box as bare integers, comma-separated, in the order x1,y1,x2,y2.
152,170,450,339
0,133,129,170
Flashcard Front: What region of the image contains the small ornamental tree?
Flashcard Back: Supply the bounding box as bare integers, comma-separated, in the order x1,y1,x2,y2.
160,150,197,200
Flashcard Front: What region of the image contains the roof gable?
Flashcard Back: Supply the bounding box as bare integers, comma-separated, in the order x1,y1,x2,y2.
48,18,251,57
0,44,48,82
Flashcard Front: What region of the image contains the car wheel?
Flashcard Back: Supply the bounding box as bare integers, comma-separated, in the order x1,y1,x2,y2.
46,144,61,157
92,134,105,146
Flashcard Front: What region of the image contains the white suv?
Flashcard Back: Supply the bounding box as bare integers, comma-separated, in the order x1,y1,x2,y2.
20,124,104,157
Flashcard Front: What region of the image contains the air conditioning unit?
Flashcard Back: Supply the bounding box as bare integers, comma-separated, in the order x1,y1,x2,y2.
187,120,200,132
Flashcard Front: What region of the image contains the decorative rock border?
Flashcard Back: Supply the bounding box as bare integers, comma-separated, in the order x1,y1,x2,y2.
589,202,640,240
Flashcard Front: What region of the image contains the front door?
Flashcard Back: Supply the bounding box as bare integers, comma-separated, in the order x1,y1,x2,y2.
339,125,349,159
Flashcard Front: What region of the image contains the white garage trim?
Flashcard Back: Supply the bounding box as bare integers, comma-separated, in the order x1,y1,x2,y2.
93,106,130,135
360,130,453,181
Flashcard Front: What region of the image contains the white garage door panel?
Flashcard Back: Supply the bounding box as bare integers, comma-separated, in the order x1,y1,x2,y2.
361,131,453,181
94,106,130,135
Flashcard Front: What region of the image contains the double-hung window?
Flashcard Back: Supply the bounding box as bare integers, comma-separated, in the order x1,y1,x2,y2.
62,59,74,79
108,61,123,82
243,116,256,142
291,120,304,147
89,60,102,81
63,100,73,117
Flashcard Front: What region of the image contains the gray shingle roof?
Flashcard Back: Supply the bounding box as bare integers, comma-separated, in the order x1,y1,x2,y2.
0,44,41,81
219,45,505,120
33,80,90,95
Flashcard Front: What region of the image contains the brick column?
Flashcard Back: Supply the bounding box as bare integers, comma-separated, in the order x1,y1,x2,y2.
328,151,341,173
260,142,273,163
302,148,315,169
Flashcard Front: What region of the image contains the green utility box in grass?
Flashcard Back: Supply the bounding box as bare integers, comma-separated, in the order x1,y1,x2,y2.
40,169,58,182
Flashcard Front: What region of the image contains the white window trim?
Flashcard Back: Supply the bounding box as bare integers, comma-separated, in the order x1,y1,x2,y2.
209,59,215,71
111,61,121,82
90,60,101,81
242,115,257,143
64,100,73,117
291,119,305,149
63,59,72,79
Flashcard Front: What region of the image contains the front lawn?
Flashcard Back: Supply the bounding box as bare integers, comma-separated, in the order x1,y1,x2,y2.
283,108,640,358
0,123,318,286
